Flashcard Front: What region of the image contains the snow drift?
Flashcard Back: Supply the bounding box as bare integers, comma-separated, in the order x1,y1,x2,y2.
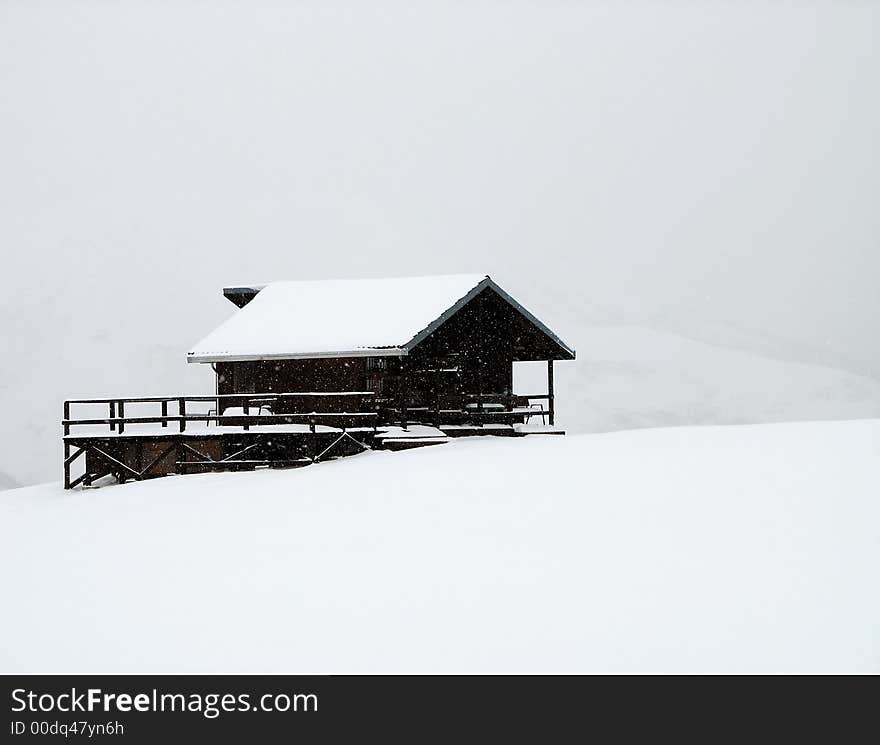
1,419,878,673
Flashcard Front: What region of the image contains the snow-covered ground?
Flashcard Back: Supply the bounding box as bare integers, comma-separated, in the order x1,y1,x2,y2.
2,419,878,673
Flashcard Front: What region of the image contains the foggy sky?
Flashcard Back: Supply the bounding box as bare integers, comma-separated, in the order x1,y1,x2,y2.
1,1,878,485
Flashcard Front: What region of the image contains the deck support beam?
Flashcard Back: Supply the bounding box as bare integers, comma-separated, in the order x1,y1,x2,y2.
90,446,141,480
138,444,176,479
63,401,71,488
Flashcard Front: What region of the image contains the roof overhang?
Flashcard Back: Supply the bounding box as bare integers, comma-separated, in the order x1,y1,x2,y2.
187,347,407,364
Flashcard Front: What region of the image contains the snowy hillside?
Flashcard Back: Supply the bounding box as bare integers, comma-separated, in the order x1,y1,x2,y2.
2,419,878,673
544,325,880,434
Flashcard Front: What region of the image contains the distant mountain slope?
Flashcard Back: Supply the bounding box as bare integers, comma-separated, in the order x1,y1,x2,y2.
537,325,880,434
2,420,878,673
0,471,19,491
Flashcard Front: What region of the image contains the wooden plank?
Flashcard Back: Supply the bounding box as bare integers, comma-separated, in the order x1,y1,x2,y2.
174,459,312,467
315,431,367,462
63,416,185,426
68,472,90,489
63,401,71,489
64,391,377,405
138,444,176,478
179,442,213,462
220,443,260,463
63,411,377,427
64,446,86,467
89,446,140,478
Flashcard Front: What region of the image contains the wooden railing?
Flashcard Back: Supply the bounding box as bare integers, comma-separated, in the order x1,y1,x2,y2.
63,389,553,437
63,392,378,436
388,392,553,428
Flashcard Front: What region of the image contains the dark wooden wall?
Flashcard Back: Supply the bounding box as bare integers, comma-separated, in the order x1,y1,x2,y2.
216,358,370,414
214,288,562,409
217,358,367,395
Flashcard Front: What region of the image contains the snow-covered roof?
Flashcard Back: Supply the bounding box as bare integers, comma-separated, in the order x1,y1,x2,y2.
188,274,482,362
187,273,574,362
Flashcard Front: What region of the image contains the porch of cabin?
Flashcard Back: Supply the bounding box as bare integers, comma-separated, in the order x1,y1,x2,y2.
213,355,559,430
61,375,563,489
62,392,381,489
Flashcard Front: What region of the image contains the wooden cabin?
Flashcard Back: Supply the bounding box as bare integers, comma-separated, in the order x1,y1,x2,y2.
187,274,575,429
62,274,574,489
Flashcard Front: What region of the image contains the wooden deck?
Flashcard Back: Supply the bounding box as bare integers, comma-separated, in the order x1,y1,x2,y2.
62,391,559,489
62,392,379,489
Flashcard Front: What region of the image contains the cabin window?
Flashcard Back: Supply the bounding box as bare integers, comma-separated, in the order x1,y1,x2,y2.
235,364,256,393
365,357,386,394
366,374,383,394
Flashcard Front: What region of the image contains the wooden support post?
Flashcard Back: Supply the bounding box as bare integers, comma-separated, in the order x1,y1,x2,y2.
506,360,514,415
477,365,483,425
63,401,70,489
118,400,125,434
179,398,186,432
161,400,168,427
400,359,408,430
109,401,116,432
434,363,441,428
547,359,555,427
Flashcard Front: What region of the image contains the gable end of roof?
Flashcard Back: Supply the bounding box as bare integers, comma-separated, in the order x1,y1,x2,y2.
403,277,575,359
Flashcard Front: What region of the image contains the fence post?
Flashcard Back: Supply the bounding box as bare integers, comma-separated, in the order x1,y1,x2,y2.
118,400,125,434
109,401,116,432
179,398,186,432
547,359,555,427
243,396,250,431
63,401,71,489
161,400,168,427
